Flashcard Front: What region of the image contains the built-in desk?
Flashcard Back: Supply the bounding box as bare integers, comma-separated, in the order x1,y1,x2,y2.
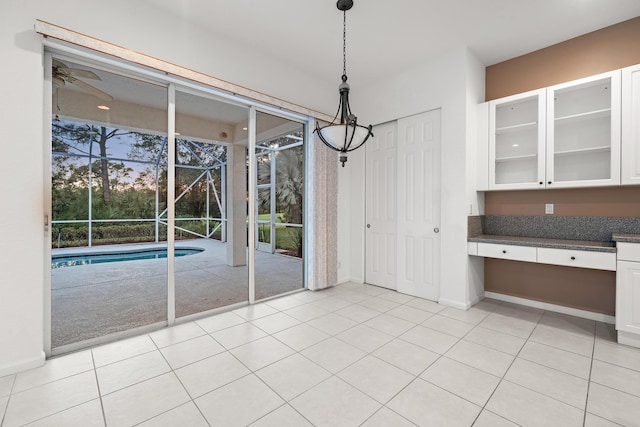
468,235,616,271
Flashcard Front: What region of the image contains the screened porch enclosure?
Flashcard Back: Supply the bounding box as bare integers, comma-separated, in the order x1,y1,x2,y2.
49,57,305,351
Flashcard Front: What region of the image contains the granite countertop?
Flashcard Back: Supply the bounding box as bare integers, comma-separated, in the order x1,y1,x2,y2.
468,234,617,253
612,233,640,243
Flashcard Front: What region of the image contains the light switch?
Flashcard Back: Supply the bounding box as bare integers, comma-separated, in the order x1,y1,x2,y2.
545,204,554,214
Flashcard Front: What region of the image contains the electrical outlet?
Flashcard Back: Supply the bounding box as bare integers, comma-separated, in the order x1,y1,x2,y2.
545,203,554,215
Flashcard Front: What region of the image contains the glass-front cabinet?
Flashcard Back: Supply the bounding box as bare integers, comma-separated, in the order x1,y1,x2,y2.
546,71,621,188
489,89,546,189
487,70,621,190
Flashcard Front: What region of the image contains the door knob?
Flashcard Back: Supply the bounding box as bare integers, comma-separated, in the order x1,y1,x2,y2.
367,224,371,228
434,227,440,233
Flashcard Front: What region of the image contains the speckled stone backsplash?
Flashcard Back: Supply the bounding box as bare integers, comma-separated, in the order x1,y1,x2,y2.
481,215,640,242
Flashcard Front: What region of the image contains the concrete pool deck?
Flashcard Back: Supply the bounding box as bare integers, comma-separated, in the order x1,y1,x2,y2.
51,239,303,348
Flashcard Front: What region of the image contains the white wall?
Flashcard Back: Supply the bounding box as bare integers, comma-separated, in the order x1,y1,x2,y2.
337,46,486,309
0,0,335,376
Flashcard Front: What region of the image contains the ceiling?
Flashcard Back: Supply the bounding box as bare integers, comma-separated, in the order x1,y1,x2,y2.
139,0,640,88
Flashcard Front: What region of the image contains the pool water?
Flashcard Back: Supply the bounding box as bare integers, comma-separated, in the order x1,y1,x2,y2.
52,247,203,268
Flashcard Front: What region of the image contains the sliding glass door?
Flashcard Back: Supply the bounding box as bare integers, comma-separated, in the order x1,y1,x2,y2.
47,53,307,354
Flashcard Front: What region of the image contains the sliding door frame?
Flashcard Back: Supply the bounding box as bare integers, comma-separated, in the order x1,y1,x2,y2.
44,44,311,357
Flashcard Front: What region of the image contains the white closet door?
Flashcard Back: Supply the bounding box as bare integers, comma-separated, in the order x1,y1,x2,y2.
396,110,441,301
365,121,397,290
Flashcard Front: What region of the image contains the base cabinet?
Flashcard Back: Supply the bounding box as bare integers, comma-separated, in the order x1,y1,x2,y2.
616,243,640,348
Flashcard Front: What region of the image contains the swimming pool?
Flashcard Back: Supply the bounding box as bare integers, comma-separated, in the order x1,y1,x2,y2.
52,247,203,268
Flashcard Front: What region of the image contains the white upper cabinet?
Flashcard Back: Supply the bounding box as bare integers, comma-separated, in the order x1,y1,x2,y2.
622,64,640,185
488,89,546,190
484,70,622,190
546,70,621,188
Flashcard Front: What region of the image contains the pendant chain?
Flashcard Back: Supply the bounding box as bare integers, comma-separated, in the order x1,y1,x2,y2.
343,10,347,76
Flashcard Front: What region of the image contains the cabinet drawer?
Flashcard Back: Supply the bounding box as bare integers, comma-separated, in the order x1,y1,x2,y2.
468,242,478,256
477,243,537,262
537,247,616,271
617,242,640,262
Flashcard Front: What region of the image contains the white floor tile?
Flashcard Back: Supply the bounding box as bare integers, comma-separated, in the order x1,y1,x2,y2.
230,336,295,371
495,302,544,323
0,374,14,398
538,311,595,338
3,371,98,427
272,323,329,351
357,296,401,313
486,380,584,427
504,358,588,409
195,311,246,333
405,297,444,313
421,357,500,406
160,335,225,369
301,337,366,373
361,407,415,427
92,334,157,368
378,292,415,304
422,314,475,338
250,312,300,334
96,350,170,395
584,412,624,427
529,323,594,357
373,338,439,375
283,303,328,322
518,341,592,379
479,312,537,339
149,322,205,348
290,376,380,427
388,378,481,427
306,313,358,335
210,322,268,349
387,305,434,323
438,306,490,325
359,284,391,297
335,290,374,303
594,322,617,343
473,410,520,427
137,401,209,427
175,351,250,398
593,339,640,372
334,304,380,323
337,355,414,404
233,303,279,321
24,398,104,427
364,313,415,337
591,359,640,398
0,396,9,424
195,374,284,427
336,324,394,353
255,353,331,401
587,382,640,426
463,326,526,356
310,295,353,312
102,372,190,427
249,404,313,427
12,350,94,394
399,325,458,354
446,339,514,377
264,294,307,311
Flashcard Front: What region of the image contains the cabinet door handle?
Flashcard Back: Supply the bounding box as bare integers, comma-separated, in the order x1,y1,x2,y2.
502,250,507,254
539,182,543,185
570,256,576,260
548,181,552,185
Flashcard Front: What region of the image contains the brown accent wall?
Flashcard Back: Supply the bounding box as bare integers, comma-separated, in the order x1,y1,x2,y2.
485,187,640,217
483,17,640,314
486,17,640,101
485,259,616,316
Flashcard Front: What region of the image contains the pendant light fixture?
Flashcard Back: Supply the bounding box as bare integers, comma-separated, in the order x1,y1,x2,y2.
315,0,373,167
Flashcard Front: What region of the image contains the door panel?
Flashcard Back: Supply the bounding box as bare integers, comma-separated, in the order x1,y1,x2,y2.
397,110,441,300
365,122,397,289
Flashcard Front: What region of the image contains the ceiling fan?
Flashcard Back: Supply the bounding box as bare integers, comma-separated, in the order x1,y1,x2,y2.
52,60,113,102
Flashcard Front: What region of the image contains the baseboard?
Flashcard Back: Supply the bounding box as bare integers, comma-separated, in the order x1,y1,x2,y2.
618,331,640,349
0,351,46,377
484,292,616,324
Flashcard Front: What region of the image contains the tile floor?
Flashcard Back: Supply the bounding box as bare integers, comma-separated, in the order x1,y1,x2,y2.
2,282,640,426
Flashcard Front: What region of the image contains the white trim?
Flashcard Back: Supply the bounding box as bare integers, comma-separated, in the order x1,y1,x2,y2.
167,84,176,325
618,331,640,348
484,291,616,324
35,20,331,123
248,107,257,303
438,297,473,310
0,351,46,377
43,52,53,357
